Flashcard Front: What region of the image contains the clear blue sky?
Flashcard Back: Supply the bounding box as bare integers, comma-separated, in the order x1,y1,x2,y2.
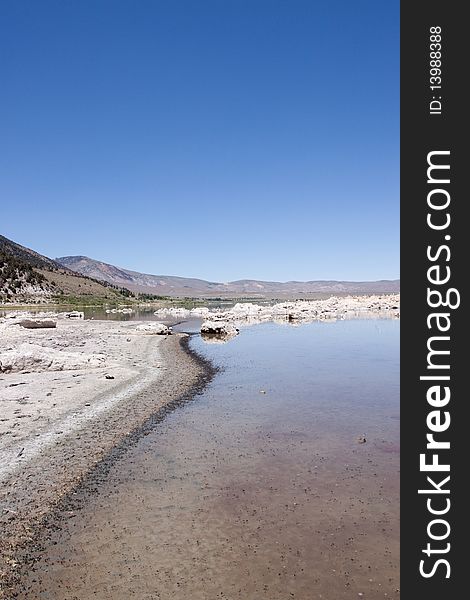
0,0,399,282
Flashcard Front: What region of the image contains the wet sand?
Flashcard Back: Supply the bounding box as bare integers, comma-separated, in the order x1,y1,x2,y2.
15,320,399,600
0,319,213,597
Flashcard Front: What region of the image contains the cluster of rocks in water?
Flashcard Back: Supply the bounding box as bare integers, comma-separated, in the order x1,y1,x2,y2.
154,294,400,342
153,306,212,319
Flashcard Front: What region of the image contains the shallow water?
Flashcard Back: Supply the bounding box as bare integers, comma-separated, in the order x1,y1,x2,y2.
0,305,192,321
1,300,250,321
22,319,399,600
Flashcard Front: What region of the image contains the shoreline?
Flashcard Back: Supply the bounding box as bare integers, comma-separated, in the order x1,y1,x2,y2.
0,304,399,597
13,317,400,599
0,321,216,598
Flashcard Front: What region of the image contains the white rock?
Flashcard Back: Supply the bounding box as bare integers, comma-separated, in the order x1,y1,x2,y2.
0,343,106,374
135,322,171,335
189,307,210,317
201,321,239,336
153,307,191,318
200,295,400,327
152,295,399,332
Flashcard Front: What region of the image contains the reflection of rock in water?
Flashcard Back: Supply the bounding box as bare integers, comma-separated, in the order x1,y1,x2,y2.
201,331,238,344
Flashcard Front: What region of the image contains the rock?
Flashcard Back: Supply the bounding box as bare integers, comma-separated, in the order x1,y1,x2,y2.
151,295,400,334
201,320,239,343
153,307,191,318
18,319,56,329
189,307,211,317
63,311,84,319
135,322,171,335
0,343,106,374
357,435,367,444
229,302,264,317
201,321,239,336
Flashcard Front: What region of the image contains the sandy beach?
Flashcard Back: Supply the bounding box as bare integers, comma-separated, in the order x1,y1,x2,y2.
0,316,213,597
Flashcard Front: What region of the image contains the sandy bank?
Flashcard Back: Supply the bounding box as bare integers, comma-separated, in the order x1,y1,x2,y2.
0,317,212,596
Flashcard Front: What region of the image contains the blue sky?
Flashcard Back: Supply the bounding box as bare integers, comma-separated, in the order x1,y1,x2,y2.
0,0,399,282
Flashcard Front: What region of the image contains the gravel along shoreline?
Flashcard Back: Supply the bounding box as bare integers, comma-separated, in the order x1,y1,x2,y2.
0,319,216,598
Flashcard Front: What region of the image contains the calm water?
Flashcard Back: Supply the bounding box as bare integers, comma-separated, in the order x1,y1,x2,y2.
0,299,253,321
0,305,191,321
22,319,399,600
1,296,339,321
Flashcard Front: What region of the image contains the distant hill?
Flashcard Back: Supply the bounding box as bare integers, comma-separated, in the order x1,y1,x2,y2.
0,235,64,272
0,235,133,304
58,255,400,299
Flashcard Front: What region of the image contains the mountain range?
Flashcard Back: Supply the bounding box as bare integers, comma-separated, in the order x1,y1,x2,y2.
57,255,400,299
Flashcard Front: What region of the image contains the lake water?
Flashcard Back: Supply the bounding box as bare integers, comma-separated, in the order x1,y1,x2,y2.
1,304,206,321
21,319,399,600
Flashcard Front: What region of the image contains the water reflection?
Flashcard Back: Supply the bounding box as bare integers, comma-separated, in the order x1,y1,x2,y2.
22,318,400,600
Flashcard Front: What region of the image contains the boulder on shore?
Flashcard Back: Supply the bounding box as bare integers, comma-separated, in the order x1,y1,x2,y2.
135,322,171,335
63,311,84,319
18,319,57,329
0,343,106,374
